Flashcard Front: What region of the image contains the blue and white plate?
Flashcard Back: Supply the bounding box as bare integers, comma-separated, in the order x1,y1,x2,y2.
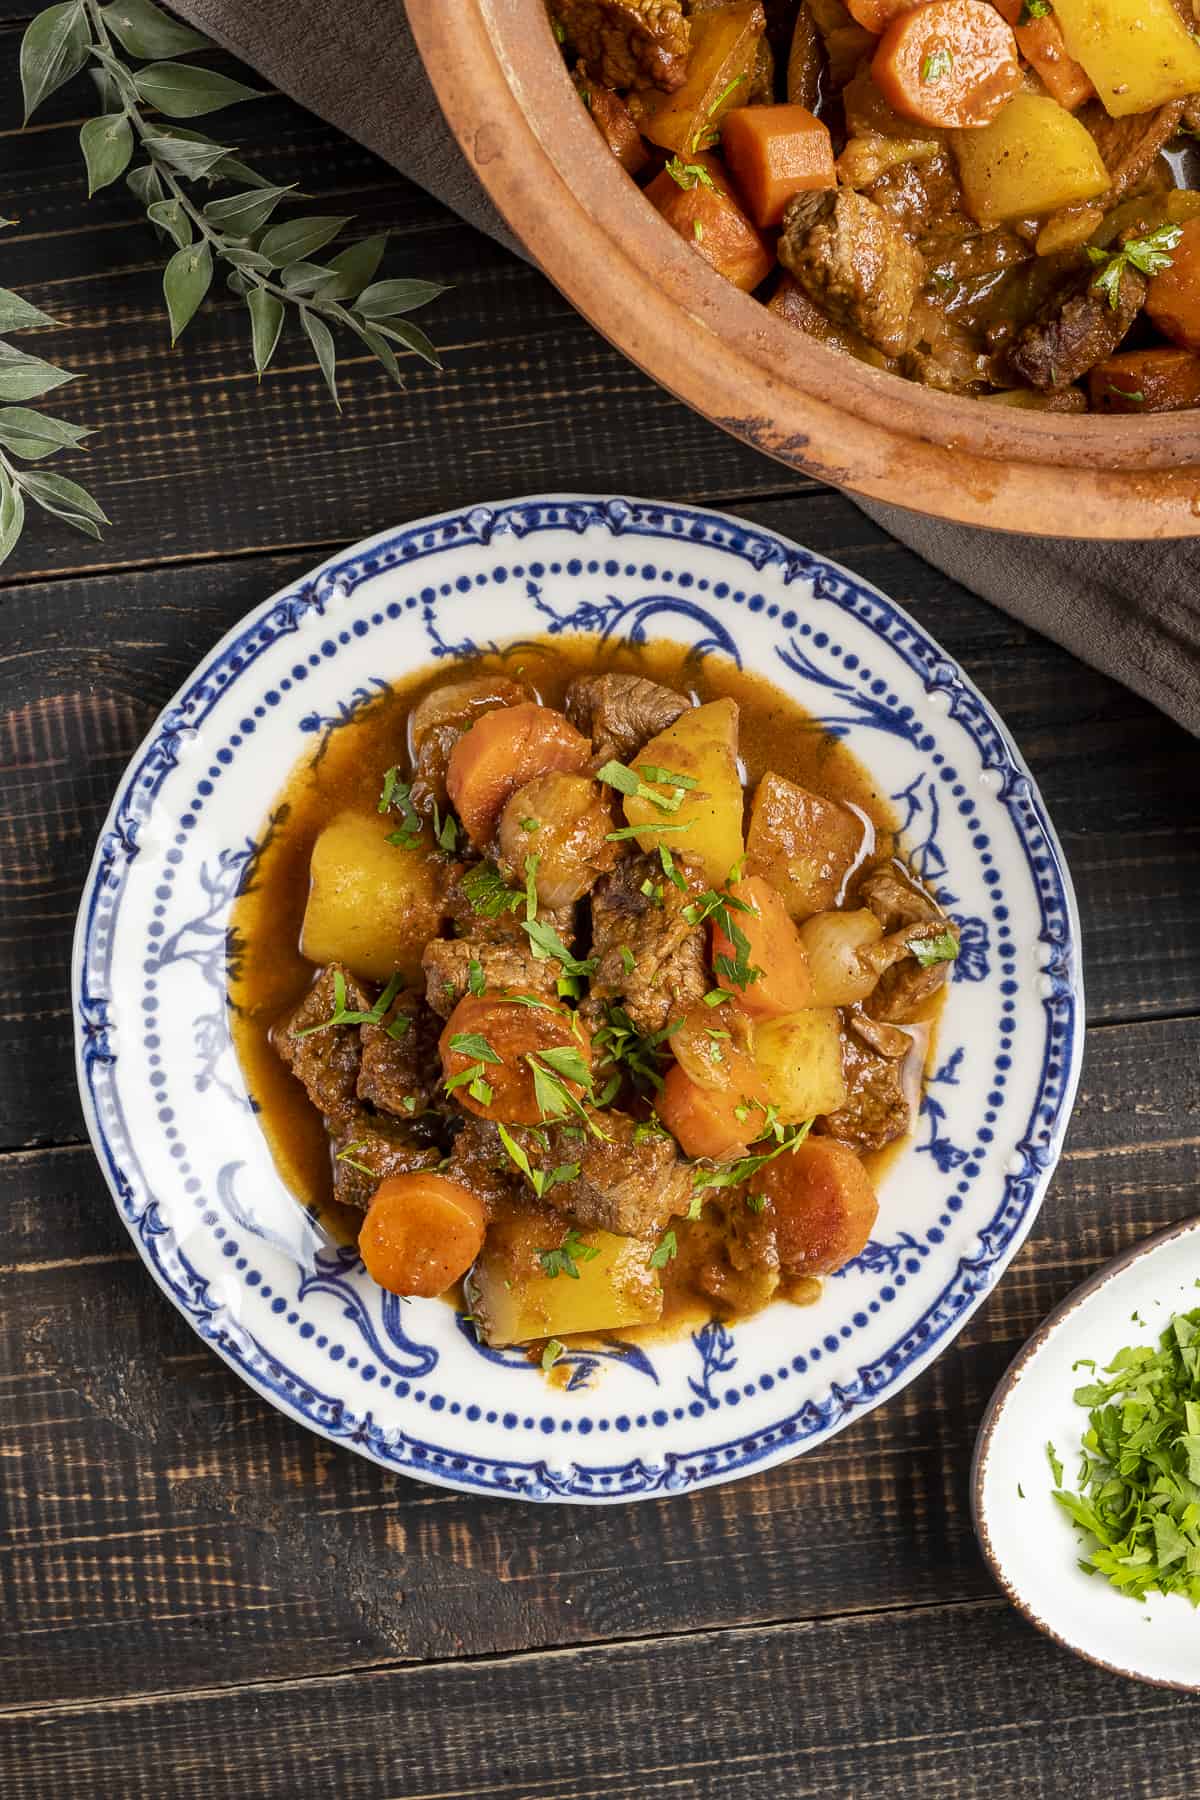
73,495,1083,1502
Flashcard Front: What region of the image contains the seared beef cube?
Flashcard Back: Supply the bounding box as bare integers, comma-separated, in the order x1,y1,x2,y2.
859,866,959,1022
817,1028,912,1153
565,672,689,763
330,1110,441,1211
779,188,925,357
422,937,562,1019
443,1116,524,1221
357,991,442,1117
443,864,575,947
271,963,370,1127
536,1110,693,1238
859,866,938,931
1006,264,1145,391
549,0,689,92
589,851,709,1034
1081,99,1185,204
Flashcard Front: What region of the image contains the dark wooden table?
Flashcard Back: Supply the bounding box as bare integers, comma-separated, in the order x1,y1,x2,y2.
2,14,1200,1796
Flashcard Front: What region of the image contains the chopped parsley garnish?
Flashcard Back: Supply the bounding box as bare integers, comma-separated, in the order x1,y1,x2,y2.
462,861,524,918
619,945,636,975
444,1061,494,1107
335,1139,375,1176
665,156,719,193
1018,0,1051,17
704,987,733,1008
592,1005,680,1093
638,764,697,791
634,1118,669,1144
745,1192,767,1215
691,1120,812,1192
524,853,540,922
379,767,424,849
597,759,689,814
693,220,704,243
648,1229,678,1270
683,887,762,990
497,1123,579,1200
1088,224,1182,310
523,917,598,976
908,928,960,968
920,47,954,82
447,1031,502,1065
1051,1309,1200,1603
605,821,693,840
1104,381,1145,404
1046,1440,1064,1487
431,803,459,854
523,1048,601,1130
467,959,487,998
542,1337,565,1371
293,970,405,1037
383,1007,412,1042
520,816,540,833
538,1227,601,1280
660,843,687,891
535,1044,591,1086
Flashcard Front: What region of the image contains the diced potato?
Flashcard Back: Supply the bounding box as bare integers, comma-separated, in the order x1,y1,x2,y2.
301,810,443,985
951,94,1109,228
753,1008,847,1120
641,3,767,155
1034,203,1106,258
745,771,867,920
622,697,745,885
798,908,884,1005
1051,0,1200,116
467,1208,663,1347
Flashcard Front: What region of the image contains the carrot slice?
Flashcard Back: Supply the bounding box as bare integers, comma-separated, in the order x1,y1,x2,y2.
846,0,927,32
644,151,774,292
991,0,1093,110
1088,347,1200,413
1144,219,1200,354
757,1137,878,1276
658,1062,758,1160
446,702,591,847
439,993,593,1125
720,104,836,227
710,874,815,1016
871,0,1020,128
358,1171,486,1297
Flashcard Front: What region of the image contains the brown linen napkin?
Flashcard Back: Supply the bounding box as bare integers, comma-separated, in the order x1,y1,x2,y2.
173,0,1200,735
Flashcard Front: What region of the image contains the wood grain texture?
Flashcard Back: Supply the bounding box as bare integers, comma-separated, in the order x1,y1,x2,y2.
2,1015,1197,1709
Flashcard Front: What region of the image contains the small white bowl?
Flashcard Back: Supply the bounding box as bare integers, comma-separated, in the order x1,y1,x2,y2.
973,1216,1200,1689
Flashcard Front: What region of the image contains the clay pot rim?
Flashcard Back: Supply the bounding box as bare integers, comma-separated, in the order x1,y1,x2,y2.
406,0,1200,537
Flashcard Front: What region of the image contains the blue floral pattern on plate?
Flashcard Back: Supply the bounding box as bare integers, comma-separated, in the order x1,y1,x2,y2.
72,494,1082,1502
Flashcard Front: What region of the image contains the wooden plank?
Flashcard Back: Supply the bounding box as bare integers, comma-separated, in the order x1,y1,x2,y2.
2,1594,1199,1800
1,1013,1196,1705
1,497,1197,1148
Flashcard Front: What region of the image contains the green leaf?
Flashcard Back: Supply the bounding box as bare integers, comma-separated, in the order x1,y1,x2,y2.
211,154,276,190
300,308,338,409
20,2,89,123
226,269,252,298
279,260,335,294
368,317,441,370
221,245,273,273
146,197,192,248
258,215,352,269
355,277,449,318
126,162,165,207
89,45,140,104
0,406,94,460
0,288,56,333
16,468,108,537
89,64,124,111
0,343,75,404
246,286,284,375
80,112,135,195
101,0,211,59
321,233,388,301
143,132,232,178
0,472,26,570
360,324,404,387
203,184,294,236
162,240,213,343
134,59,262,118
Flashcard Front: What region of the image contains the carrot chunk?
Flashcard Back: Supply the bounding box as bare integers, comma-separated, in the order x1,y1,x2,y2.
658,1062,759,1160
758,1137,878,1276
359,1172,486,1297
710,874,815,1016
991,0,1093,109
1088,347,1200,413
644,151,774,291
439,994,593,1125
720,104,836,227
446,702,590,847
1144,219,1200,354
871,0,1020,128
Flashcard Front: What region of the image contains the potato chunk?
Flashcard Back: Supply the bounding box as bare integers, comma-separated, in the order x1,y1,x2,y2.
951,94,1109,227
641,3,766,155
754,1008,848,1120
745,772,867,920
301,810,443,985
1050,0,1200,117
621,697,745,885
467,1206,663,1347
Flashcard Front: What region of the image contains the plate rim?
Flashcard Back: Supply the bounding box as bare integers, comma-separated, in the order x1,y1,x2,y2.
971,1213,1200,1690
72,491,1086,1502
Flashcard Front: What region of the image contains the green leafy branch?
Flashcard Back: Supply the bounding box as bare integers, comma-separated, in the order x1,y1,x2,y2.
4,0,448,570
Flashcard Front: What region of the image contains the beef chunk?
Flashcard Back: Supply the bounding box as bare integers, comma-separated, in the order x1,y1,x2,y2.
565,672,689,763
859,866,959,1022
357,991,442,1117
818,1030,912,1152
422,936,563,1018
1081,99,1186,203
271,964,369,1127
443,863,574,947
329,1109,440,1211
530,1111,693,1238
549,0,689,91
443,1116,523,1221
408,675,526,813
589,851,709,1034
1006,263,1145,390
779,188,926,356
693,1191,781,1316
859,866,938,931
